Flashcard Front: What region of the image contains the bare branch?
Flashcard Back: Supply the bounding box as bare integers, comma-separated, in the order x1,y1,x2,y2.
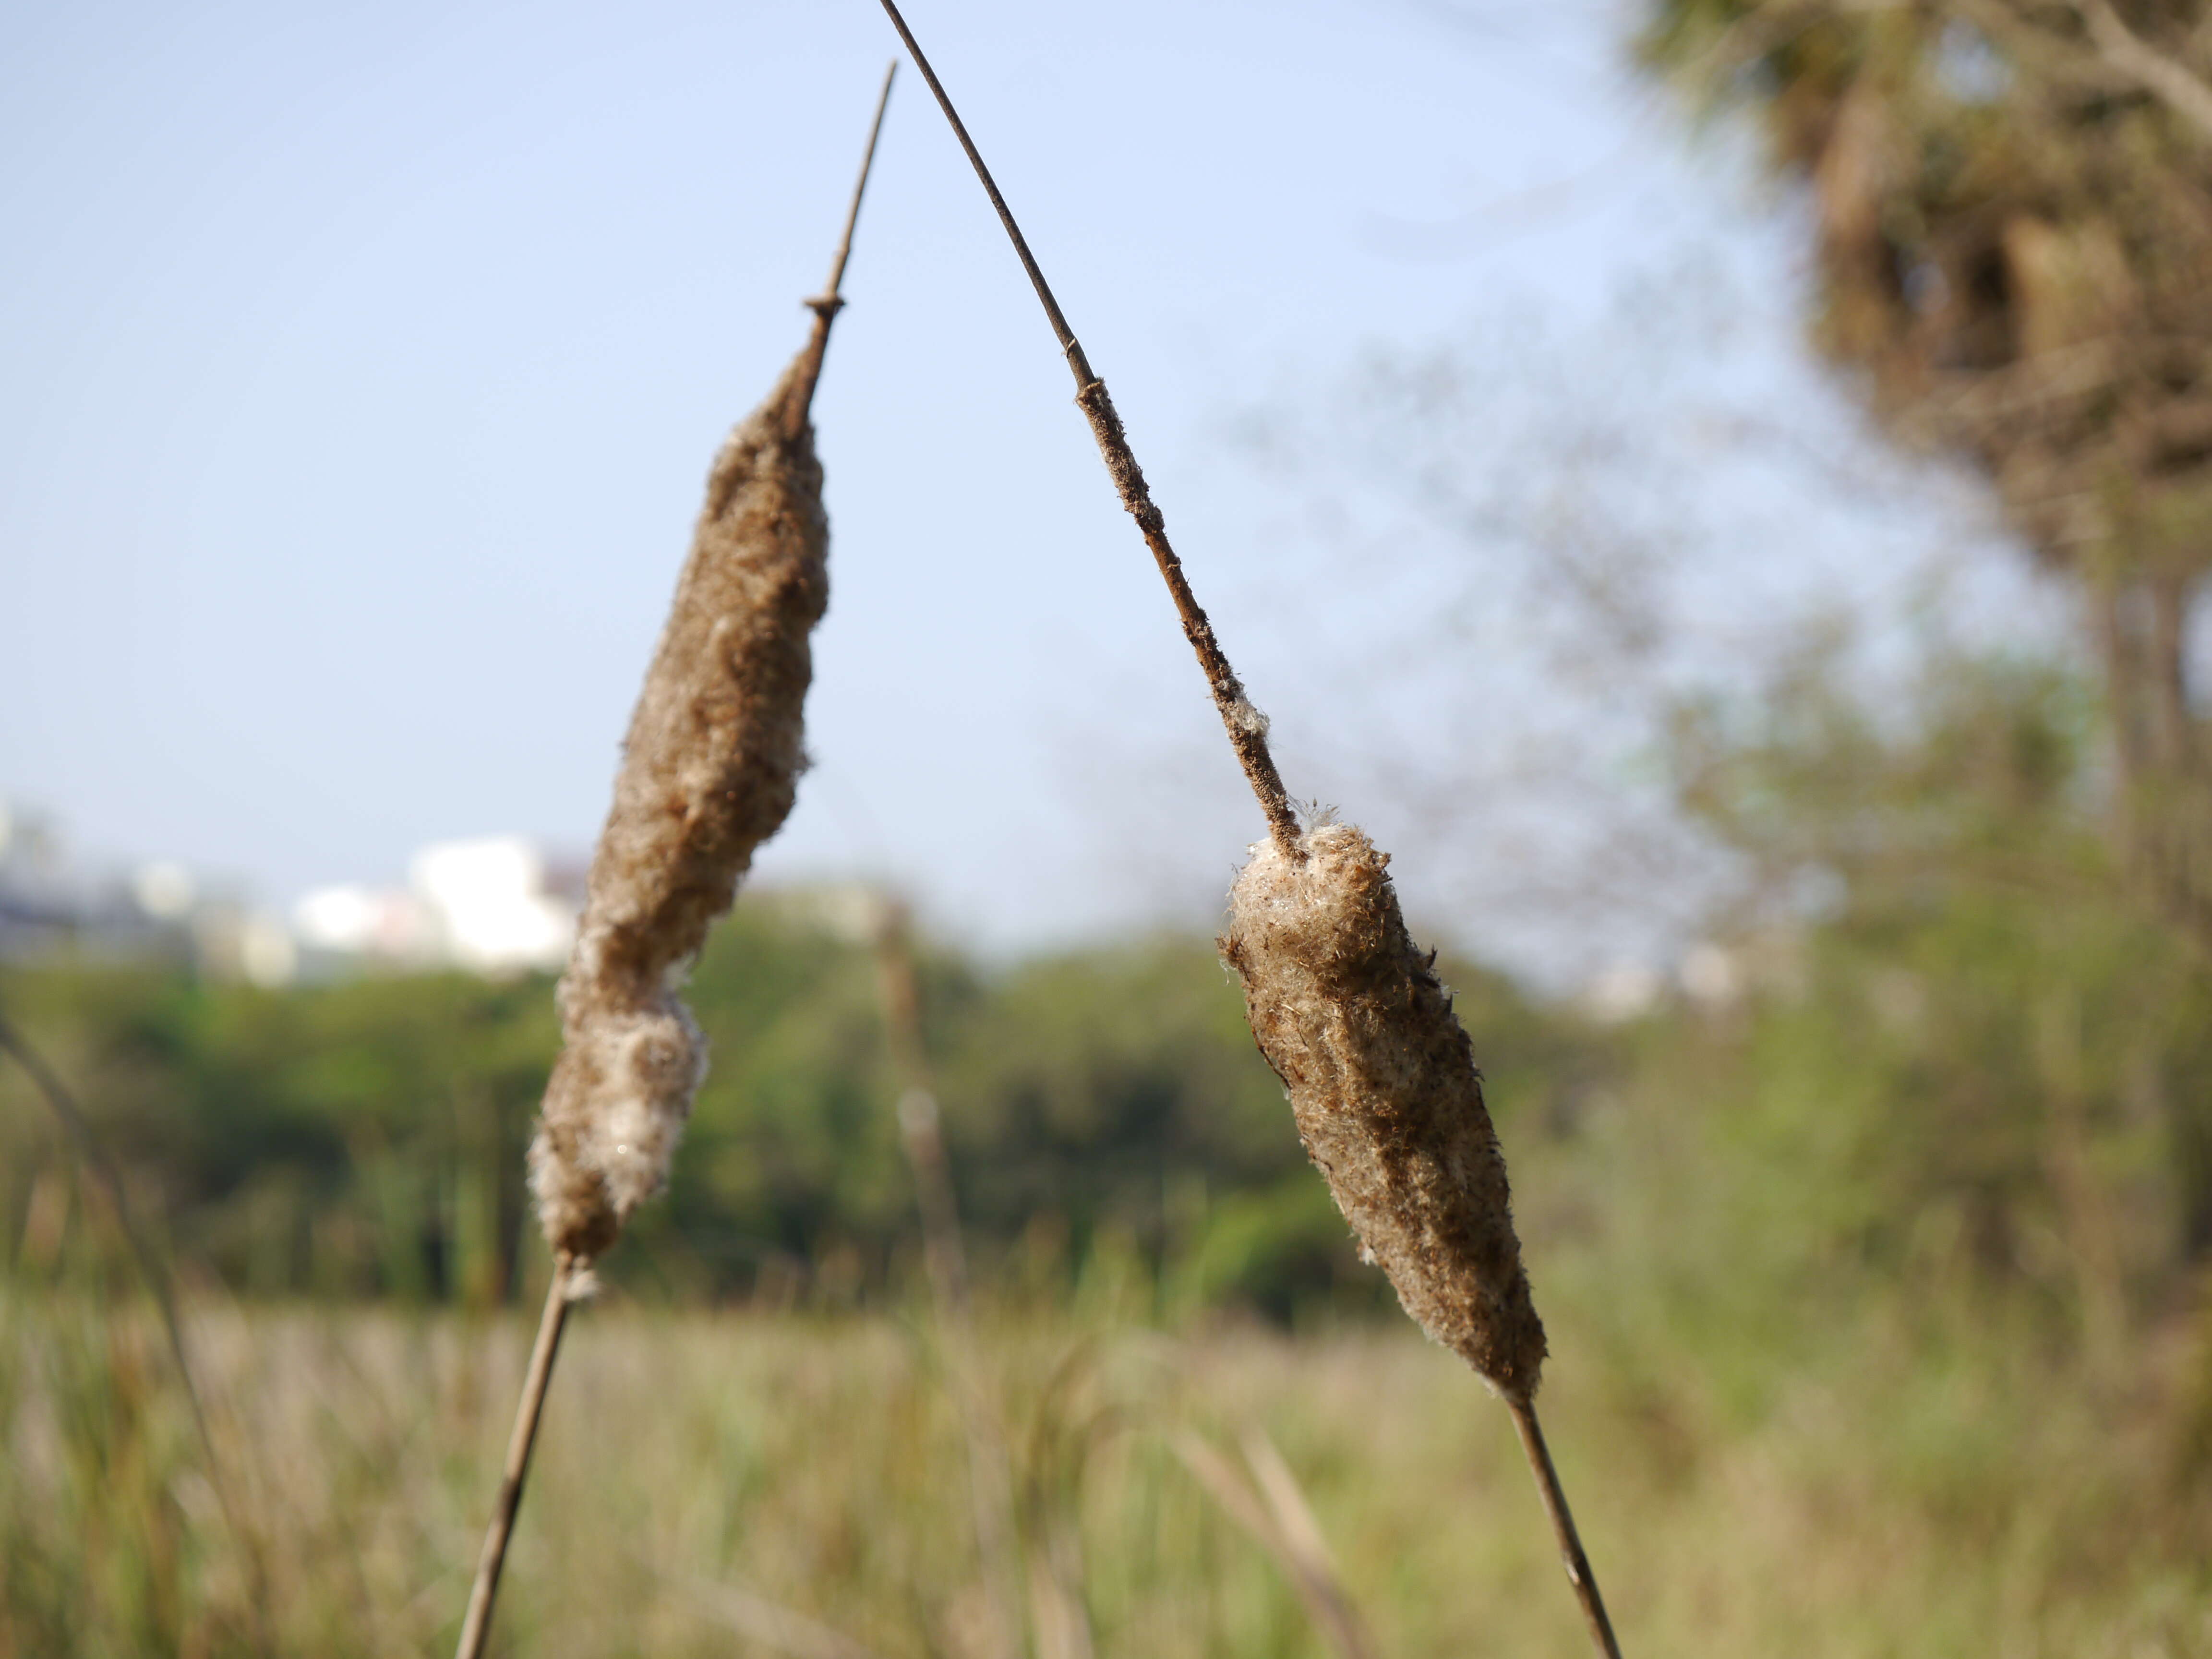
2077,0,2212,142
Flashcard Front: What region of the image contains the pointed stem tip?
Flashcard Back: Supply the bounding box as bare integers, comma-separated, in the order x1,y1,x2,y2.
784,59,899,436
872,0,1301,847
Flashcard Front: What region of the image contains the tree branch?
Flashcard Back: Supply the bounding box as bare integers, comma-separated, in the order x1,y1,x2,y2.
2076,0,2212,143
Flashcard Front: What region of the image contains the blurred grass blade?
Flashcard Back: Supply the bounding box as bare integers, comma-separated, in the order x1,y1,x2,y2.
674,1574,890,1659
1169,1427,1376,1659
0,1008,271,1654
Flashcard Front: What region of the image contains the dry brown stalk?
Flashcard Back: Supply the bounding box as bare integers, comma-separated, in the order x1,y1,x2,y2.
453,65,896,1659
871,6,1623,1651
1019,1346,1107,1659
868,0,1297,855
0,1010,273,1656
451,1251,579,1659
1506,1393,1621,1659
0,1014,220,1477
1026,1560,1096,1659
1168,1427,1377,1659
870,896,1024,1659
2070,0,2212,144
671,1572,891,1659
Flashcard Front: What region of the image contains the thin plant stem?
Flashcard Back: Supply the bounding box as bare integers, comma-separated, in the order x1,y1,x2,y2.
665,1566,894,1659
1169,1428,1377,1659
0,1010,272,1654
0,1013,218,1491
783,60,899,438
1506,1395,1623,1659
873,0,1302,853
453,1254,577,1659
872,900,1023,1659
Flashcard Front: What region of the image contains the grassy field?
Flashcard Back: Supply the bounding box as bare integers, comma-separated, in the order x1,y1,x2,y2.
7,1253,2206,1659
8,654,2212,1655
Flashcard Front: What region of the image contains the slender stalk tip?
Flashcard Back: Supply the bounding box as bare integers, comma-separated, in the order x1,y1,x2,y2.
877,0,1300,838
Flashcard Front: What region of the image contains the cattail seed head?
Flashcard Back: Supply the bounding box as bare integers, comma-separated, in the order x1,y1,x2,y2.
529,351,830,1261
1221,823,1546,1400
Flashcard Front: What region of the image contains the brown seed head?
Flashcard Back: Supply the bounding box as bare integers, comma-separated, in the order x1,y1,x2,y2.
1221,823,1546,1399
529,350,830,1260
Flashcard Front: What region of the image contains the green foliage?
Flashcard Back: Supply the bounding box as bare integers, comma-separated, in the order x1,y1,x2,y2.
0,901,1589,1318
0,965,557,1306
1663,644,2212,1331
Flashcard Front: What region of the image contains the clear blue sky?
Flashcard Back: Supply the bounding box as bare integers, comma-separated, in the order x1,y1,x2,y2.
0,0,2032,972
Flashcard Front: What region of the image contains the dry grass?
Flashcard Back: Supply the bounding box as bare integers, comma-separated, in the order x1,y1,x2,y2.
5,1274,2204,1659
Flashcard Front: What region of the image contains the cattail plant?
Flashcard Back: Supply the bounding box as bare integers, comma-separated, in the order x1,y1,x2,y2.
871,6,1623,1653
451,65,897,1659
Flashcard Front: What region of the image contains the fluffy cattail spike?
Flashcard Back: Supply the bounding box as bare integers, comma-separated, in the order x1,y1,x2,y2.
525,60,896,1265
528,354,828,1261
460,61,898,1659
1222,823,1546,1400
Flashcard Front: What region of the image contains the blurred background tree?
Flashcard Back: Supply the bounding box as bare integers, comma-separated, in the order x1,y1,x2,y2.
1642,0,2212,949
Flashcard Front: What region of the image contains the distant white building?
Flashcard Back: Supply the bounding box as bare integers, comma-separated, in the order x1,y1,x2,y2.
410,837,575,974
291,883,430,962
293,835,576,977
1,799,580,983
